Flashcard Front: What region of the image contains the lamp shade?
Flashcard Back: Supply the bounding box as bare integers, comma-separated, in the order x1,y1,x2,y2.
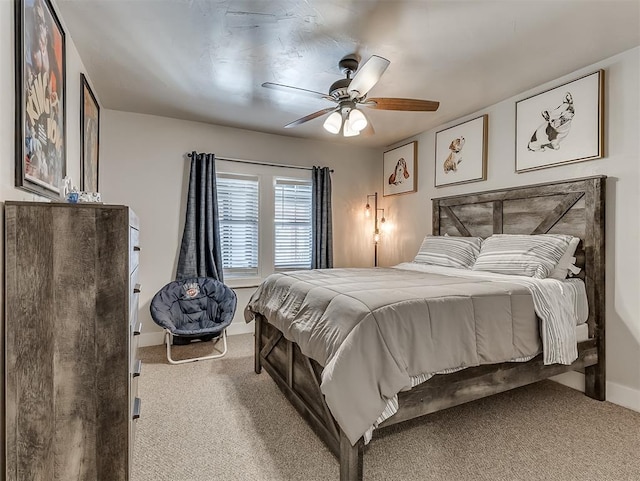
348,108,368,132
323,111,342,134
343,121,359,137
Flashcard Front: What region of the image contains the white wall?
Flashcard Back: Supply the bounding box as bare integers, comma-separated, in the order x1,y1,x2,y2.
100,111,379,345
379,47,640,410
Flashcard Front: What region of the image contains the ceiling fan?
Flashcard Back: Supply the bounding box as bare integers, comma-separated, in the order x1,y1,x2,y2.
262,54,439,137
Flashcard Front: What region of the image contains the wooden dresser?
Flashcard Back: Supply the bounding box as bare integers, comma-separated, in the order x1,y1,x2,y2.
4,202,141,481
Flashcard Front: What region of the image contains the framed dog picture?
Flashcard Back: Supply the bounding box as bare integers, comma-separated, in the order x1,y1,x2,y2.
383,141,417,197
516,70,604,173
434,115,487,188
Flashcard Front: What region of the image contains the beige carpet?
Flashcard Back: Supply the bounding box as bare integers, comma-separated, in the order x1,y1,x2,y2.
133,334,640,481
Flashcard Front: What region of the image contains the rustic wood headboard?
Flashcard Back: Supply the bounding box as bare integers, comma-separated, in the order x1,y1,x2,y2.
432,176,606,345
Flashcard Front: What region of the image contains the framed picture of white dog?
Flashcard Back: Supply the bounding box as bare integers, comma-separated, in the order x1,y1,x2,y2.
383,141,417,196
435,115,488,188
516,70,604,173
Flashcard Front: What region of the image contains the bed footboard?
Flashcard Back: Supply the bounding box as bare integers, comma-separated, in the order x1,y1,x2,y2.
254,314,603,481
254,315,364,481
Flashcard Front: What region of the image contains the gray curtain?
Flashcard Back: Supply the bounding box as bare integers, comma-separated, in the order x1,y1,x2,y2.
176,152,223,282
311,166,333,269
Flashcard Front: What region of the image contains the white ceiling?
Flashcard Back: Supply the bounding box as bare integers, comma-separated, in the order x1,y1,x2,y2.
57,0,640,148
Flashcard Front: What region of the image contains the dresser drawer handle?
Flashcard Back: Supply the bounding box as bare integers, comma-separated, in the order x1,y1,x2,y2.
133,360,142,378
133,322,142,336
133,284,141,294
133,245,141,251
133,398,142,420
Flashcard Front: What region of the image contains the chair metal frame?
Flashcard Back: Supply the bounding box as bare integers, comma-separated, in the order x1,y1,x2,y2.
163,328,228,364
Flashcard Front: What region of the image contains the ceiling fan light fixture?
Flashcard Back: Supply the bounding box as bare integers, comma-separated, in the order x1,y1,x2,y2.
264,54,439,136
348,108,368,132
343,119,359,137
323,111,342,134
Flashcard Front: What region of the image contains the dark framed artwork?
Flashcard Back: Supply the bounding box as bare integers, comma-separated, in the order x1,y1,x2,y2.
383,141,417,197
15,0,66,199
81,73,100,192
434,115,488,187
516,70,604,173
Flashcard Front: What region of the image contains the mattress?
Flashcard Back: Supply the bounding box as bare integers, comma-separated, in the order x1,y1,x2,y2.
575,323,589,342
394,262,589,325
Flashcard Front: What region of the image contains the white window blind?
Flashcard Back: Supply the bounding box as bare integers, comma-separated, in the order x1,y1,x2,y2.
217,174,259,277
274,179,312,271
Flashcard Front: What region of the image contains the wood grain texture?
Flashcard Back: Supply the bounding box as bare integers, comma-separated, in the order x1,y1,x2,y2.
258,318,340,457
380,341,597,429
95,207,129,480
52,207,98,480
584,177,606,400
5,205,56,481
4,202,137,481
254,315,263,374
339,430,363,481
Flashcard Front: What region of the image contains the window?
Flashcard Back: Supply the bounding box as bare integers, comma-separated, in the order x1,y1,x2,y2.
274,179,312,271
216,161,312,284
217,174,259,277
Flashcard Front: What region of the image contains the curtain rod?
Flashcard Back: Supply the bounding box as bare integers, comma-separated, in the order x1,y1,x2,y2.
187,152,333,173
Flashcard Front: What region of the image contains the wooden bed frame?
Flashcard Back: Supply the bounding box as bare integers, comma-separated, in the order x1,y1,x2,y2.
253,176,606,481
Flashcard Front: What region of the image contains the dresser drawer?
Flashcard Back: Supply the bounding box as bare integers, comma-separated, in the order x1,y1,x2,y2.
131,358,142,379
130,268,140,325
130,227,140,273
130,372,140,414
132,397,142,421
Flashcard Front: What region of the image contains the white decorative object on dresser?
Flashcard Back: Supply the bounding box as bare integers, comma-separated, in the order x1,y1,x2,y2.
4,201,141,481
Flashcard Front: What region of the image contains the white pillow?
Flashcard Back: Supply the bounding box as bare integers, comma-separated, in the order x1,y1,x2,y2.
472,234,573,278
548,236,581,280
414,235,482,269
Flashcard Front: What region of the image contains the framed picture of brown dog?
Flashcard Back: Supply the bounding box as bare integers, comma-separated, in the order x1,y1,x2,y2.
435,115,488,187
383,141,417,196
515,70,604,173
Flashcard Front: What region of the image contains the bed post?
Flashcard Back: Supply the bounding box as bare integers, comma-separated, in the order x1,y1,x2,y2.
584,176,606,401
254,315,262,374
339,430,363,481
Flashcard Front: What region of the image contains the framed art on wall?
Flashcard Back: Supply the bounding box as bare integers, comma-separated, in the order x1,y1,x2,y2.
383,141,417,197
434,115,487,187
15,0,66,199
81,73,100,192
516,70,604,173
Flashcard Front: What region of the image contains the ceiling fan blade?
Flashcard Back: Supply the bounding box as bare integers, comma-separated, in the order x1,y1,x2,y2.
348,55,390,99
262,82,335,102
363,98,440,111
284,107,338,128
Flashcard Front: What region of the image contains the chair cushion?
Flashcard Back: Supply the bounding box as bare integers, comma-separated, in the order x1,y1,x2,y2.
150,277,237,336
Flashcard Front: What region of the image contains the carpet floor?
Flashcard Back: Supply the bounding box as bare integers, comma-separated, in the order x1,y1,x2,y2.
133,334,640,481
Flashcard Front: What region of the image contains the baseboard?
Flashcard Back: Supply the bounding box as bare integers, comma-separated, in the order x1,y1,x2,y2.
551,373,640,413
138,321,254,347
606,379,640,412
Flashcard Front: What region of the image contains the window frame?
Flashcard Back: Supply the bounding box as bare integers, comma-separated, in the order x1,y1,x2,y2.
273,177,313,272
216,160,312,288
216,172,260,280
